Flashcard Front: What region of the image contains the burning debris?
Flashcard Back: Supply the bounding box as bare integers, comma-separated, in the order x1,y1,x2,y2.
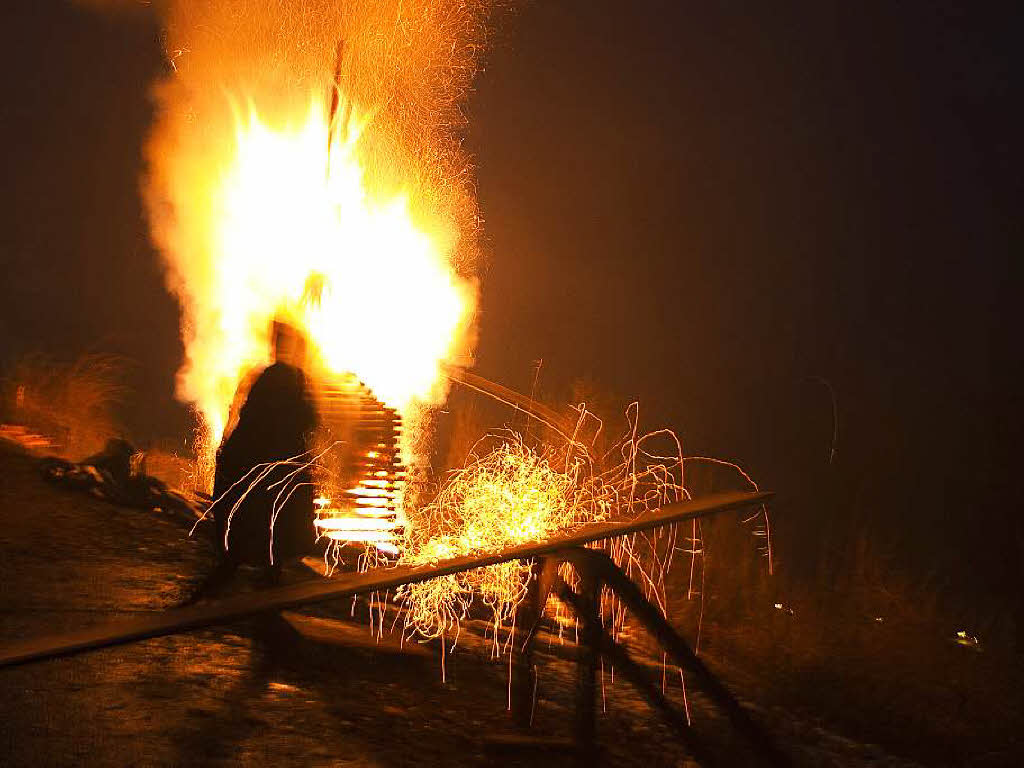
398,433,603,641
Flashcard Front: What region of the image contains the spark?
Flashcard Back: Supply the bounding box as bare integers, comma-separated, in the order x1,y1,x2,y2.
396,401,697,647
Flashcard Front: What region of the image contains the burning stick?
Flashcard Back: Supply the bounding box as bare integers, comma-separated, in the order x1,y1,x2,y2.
326,39,352,175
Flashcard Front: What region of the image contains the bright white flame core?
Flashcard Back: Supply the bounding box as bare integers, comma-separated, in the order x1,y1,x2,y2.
193,97,472,442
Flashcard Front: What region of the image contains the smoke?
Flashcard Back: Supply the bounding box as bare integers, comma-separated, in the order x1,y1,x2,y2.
136,1,492,435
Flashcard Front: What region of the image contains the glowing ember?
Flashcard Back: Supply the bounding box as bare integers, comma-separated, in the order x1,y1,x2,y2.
398,435,603,640
393,402,774,648
394,411,693,644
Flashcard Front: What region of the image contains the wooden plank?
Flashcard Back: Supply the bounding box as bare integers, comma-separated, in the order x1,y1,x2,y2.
443,366,576,437
0,490,770,668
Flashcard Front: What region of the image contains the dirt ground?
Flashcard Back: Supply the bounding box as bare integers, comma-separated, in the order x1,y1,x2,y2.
0,441,1005,767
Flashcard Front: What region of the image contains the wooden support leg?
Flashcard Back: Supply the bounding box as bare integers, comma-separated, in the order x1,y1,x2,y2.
554,576,719,768
512,558,542,729
586,549,791,768
573,556,601,762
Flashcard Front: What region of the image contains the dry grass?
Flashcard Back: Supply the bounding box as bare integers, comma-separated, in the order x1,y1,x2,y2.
669,487,1024,766
1,353,132,460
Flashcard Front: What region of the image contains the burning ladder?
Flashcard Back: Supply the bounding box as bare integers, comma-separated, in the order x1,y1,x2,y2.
311,373,406,557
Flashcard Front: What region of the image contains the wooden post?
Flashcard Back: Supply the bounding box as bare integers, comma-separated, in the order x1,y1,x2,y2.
591,550,791,767
512,558,542,729
573,555,601,761
553,574,720,767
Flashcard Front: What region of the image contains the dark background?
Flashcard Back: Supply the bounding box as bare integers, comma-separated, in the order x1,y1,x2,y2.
0,2,1018,622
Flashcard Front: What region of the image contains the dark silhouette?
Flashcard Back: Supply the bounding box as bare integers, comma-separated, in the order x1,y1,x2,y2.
213,361,317,570
184,323,318,603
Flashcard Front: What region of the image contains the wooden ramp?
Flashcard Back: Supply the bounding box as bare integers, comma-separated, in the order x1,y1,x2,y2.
0,490,768,668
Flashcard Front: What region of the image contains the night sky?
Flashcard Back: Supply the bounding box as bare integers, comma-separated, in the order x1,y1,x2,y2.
0,2,1018,603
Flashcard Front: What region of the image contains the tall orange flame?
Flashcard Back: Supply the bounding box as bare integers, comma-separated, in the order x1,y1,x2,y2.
184,97,472,443
142,1,490,478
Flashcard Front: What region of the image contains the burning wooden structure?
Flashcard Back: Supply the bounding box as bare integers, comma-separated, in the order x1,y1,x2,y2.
311,373,405,558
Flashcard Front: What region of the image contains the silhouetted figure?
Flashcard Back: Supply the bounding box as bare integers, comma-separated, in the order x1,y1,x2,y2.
213,361,317,571
183,322,318,604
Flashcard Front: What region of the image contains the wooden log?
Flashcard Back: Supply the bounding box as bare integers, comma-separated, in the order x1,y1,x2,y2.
0,490,770,668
